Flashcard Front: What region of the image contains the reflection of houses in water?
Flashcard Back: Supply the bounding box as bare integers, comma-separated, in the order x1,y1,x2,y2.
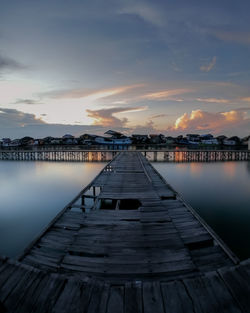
246,161,250,175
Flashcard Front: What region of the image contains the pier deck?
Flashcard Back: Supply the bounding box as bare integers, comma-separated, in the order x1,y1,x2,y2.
0,152,249,312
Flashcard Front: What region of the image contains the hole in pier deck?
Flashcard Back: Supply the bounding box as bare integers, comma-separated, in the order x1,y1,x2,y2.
119,199,141,210
186,238,214,250
68,251,108,258
100,199,117,210
0,301,7,313
121,218,140,222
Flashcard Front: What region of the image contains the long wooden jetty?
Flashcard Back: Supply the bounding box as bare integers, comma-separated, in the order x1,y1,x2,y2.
0,149,249,162
0,152,249,312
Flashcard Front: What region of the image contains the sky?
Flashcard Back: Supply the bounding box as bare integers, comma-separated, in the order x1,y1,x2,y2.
0,0,250,138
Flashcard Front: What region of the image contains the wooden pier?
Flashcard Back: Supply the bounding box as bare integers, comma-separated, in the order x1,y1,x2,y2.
0,149,249,162
0,152,249,312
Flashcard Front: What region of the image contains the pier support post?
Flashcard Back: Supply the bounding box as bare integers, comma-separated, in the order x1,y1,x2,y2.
153,151,157,162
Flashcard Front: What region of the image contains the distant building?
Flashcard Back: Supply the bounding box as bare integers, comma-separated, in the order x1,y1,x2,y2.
1,138,11,147
165,136,175,144
223,139,235,146
62,134,74,139
186,134,200,145
20,136,34,146
131,134,148,144
9,139,21,147
148,134,166,144
200,135,218,145
104,130,125,138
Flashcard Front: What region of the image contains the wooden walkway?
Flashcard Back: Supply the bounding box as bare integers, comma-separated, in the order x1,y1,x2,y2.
0,152,249,312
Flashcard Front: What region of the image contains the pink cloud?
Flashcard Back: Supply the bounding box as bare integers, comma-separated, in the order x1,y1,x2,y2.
140,88,193,101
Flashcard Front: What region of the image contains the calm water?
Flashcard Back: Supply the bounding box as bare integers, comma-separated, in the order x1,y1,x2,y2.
0,161,104,258
0,160,249,260
154,161,250,260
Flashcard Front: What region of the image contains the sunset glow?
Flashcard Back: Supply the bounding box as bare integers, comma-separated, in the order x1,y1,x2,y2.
0,1,249,137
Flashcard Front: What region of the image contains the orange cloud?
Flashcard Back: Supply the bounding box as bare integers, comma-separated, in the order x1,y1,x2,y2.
174,109,247,133
241,97,250,102
86,106,147,127
140,88,193,100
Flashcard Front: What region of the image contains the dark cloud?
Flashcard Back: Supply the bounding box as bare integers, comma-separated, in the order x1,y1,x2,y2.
14,98,41,105
0,108,45,128
0,54,26,72
151,114,167,119
0,107,128,138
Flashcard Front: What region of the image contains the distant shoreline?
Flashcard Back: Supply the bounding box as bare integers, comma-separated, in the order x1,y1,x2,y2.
0,144,248,151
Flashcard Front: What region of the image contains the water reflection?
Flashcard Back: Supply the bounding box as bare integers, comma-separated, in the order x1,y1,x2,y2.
246,161,250,175
154,161,250,260
0,161,104,258
189,163,203,176
0,160,250,261
222,162,236,179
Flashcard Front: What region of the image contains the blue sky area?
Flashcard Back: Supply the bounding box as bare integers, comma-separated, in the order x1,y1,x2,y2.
0,0,250,138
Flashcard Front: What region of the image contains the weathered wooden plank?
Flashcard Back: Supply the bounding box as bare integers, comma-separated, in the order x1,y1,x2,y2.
124,282,142,313
3,269,44,312
219,266,250,313
183,271,242,313
142,282,165,313
52,279,93,313
106,285,124,313
161,280,195,313
0,266,31,302
28,274,66,313
86,281,110,313
0,263,17,289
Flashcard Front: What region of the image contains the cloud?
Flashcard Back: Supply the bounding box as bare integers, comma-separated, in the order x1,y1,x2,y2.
240,97,250,102
200,56,216,72
213,31,250,45
14,98,41,105
0,108,44,128
151,114,167,119
0,107,128,138
40,84,194,106
86,106,147,127
140,88,193,101
196,98,229,103
41,84,144,100
131,120,157,134
0,54,26,72
173,109,249,134
118,2,165,27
